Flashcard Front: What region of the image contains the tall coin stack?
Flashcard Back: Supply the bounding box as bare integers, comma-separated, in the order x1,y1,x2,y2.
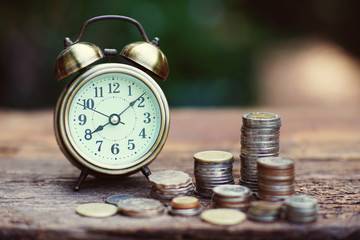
284,195,318,223
149,170,194,200
211,185,252,211
194,151,235,198
257,157,295,201
240,112,281,192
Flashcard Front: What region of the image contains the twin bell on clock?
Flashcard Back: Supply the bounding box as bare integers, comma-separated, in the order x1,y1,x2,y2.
54,15,170,191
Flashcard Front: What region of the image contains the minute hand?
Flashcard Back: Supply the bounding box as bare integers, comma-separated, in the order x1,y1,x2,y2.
118,92,145,116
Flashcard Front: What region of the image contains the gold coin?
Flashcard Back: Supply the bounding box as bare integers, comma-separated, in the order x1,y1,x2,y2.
200,209,246,225
76,203,118,218
171,196,200,209
247,113,276,119
194,151,233,163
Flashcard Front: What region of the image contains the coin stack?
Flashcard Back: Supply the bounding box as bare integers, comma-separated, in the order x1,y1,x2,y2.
240,112,281,192
257,157,295,201
168,196,202,216
148,170,194,200
117,197,165,217
211,185,252,211
247,201,283,222
193,151,235,198
284,195,318,223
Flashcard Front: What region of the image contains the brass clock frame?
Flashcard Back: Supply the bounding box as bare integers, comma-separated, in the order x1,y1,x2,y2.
54,63,170,177
54,15,170,190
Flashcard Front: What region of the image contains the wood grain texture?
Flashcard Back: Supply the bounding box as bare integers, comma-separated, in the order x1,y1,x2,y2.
0,107,359,240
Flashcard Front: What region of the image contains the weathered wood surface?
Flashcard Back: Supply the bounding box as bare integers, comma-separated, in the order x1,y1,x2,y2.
0,107,360,240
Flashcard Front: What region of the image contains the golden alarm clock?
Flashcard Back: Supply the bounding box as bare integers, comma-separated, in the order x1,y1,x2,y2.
54,15,170,191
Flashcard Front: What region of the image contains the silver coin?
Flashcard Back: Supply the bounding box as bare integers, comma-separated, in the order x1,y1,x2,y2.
241,140,280,148
213,184,251,197
195,166,233,172
284,195,317,208
195,175,234,182
150,190,194,200
242,147,280,154
241,127,280,135
241,135,280,142
195,171,233,177
168,206,202,216
194,188,213,198
247,213,279,222
212,196,251,205
197,179,235,186
241,152,279,158
286,209,318,218
118,197,164,213
152,184,194,193
106,194,135,205
286,215,317,223
257,192,293,202
122,208,165,217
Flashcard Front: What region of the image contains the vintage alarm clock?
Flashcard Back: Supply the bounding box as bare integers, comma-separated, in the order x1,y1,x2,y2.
54,15,170,191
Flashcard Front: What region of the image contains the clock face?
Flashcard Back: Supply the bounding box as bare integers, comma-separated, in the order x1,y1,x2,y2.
59,64,168,172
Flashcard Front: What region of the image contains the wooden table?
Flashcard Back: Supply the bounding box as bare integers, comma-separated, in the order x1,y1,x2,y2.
0,107,359,239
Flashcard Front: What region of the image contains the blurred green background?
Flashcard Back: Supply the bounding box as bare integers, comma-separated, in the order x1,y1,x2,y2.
1,0,360,108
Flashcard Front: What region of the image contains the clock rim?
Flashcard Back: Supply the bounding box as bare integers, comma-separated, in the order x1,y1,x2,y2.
54,63,170,175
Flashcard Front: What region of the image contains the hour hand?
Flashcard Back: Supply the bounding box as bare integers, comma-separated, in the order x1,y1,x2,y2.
92,123,109,134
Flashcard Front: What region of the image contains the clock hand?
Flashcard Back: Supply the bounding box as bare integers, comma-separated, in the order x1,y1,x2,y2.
91,122,109,134
91,113,126,134
76,103,109,118
118,92,146,116
90,93,145,135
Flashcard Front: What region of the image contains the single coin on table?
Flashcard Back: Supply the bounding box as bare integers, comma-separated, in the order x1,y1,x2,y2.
117,197,165,217
76,203,118,218
106,194,135,205
200,209,246,225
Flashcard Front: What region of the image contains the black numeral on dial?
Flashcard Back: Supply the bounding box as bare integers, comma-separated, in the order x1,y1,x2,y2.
111,143,120,155
108,83,120,94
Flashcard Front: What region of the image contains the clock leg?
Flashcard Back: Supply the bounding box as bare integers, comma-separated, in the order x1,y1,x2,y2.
141,165,151,180
73,168,89,191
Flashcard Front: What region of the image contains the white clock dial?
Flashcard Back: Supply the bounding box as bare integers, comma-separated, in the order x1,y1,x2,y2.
66,71,162,169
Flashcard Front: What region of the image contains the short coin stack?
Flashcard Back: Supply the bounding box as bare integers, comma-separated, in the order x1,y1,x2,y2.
284,195,318,223
168,196,202,216
117,197,165,217
194,151,235,198
240,112,281,192
149,170,194,200
257,157,295,201
247,201,283,222
211,185,252,211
